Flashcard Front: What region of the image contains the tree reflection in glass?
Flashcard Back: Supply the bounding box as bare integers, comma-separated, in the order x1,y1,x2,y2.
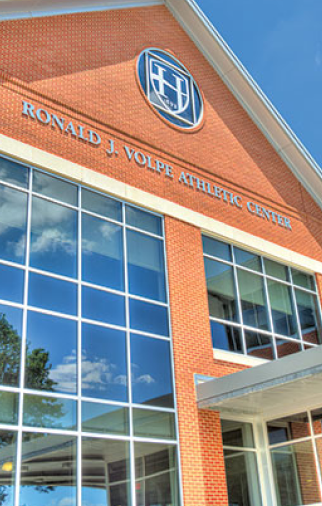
0,307,23,387
20,433,76,506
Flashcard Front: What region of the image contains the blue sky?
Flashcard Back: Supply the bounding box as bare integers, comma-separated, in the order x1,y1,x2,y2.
195,0,322,169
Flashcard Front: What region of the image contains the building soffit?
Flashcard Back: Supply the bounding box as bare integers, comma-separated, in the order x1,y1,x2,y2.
1,0,322,210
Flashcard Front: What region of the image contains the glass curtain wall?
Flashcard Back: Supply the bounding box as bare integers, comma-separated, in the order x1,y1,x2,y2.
0,156,180,506
267,409,322,506
203,236,322,360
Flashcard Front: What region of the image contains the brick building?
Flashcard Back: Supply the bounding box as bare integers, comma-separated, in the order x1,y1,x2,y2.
0,1,322,506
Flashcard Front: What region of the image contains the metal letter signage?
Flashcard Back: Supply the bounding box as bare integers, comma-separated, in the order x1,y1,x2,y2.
137,48,203,130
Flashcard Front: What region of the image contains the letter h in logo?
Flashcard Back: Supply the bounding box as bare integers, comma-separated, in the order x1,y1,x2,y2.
146,52,194,125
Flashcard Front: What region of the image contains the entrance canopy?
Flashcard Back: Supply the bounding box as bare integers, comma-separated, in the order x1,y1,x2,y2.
196,346,322,417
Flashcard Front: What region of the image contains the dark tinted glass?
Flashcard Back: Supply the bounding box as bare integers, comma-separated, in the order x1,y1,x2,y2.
130,299,169,337
275,338,302,359
21,433,76,506
25,312,77,394
295,290,322,337
29,273,77,315
0,185,27,264
33,170,77,205
82,324,127,402
135,443,179,506
82,402,129,435
245,330,274,360
205,258,238,322
133,409,175,439
126,206,162,235
0,430,17,506
0,157,28,188
82,188,122,222
82,214,124,291
224,449,262,506
234,247,262,272
291,269,315,290
202,236,231,261
0,264,24,303
82,438,130,506
82,286,125,326
264,259,289,281
268,280,298,337
210,321,243,353
237,269,269,330
30,197,77,277
127,230,166,302
131,334,173,408
0,305,23,387
23,394,77,430
221,420,255,448
267,413,310,445
311,408,322,435
0,392,18,425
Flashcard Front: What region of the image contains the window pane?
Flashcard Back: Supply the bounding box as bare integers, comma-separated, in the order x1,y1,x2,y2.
133,409,176,439
82,323,127,402
311,408,322,435
126,205,162,235
270,441,321,506
25,312,77,395
29,273,77,315
82,286,125,326
295,290,322,344
237,270,269,330
30,197,77,277
221,420,255,448
275,338,302,359
268,280,298,337
245,330,274,360
234,247,262,272
131,335,173,408
264,259,289,281
0,264,24,303
0,430,17,506
82,214,124,291
20,432,76,506
0,392,18,425
82,438,130,506
23,394,77,430
0,185,27,264
0,305,23,387
135,443,179,506
127,230,166,302
202,236,231,261
130,299,169,337
224,449,262,506
291,269,315,290
33,170,77,206
82,188,122,222
205,258,238,322
0,157,28,188
267,412,310,444
210,321,243,353
82,402,129,435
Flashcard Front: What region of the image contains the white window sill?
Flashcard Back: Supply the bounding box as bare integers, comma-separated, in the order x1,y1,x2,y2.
213,349,269,367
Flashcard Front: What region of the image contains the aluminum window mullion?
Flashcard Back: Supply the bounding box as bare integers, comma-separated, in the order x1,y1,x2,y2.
231,247,246,354
14,167,33,506
77,184,82,506
123,205,136,506
262,258,278,359
309,411,322,500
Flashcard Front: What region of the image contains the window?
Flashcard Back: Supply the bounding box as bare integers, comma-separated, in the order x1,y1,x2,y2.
203,236,322,360
0,155,181,506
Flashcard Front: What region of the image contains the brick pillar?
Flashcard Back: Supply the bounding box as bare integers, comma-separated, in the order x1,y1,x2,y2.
165,216,229,506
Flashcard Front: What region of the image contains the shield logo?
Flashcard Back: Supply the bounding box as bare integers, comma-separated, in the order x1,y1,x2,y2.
137,48,203,129
149,58,190,115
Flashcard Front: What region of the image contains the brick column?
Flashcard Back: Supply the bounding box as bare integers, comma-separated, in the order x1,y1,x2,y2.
165,216,229,506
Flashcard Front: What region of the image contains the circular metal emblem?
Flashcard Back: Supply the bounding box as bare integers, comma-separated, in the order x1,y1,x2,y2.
137,48,203,130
